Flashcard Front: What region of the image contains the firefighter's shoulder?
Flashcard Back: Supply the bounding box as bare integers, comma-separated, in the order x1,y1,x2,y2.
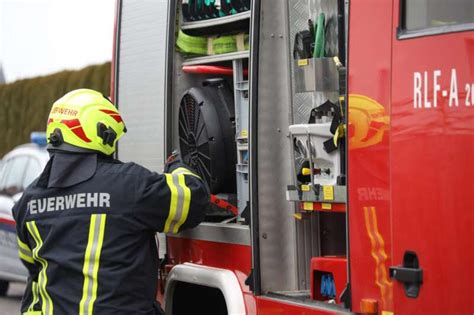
12,178,40,221
96,158,155,178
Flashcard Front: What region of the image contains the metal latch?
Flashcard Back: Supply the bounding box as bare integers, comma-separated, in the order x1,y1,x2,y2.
389,251,423,298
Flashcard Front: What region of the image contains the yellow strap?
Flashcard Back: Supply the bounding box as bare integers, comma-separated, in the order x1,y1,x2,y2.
26,222,53,315
338,96,345,114
79,214,107,315
172,174,191,233
235,33,245,51
333,124,345,147
333,127,339,147
207,36,215,55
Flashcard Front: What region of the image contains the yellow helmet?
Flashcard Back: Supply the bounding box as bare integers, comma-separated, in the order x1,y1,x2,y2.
46,89,126,155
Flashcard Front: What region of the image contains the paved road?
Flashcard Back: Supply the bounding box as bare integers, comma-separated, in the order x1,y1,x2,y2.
0,282,24,315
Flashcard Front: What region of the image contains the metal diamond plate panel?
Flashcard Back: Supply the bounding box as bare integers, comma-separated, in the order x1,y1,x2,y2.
289,0,339,124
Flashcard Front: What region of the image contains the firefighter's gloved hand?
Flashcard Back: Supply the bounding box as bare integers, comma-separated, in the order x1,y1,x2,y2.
164,150,185,173
166,150,181,164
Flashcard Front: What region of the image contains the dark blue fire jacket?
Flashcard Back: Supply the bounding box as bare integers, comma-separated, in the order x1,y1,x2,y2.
13,152,209,315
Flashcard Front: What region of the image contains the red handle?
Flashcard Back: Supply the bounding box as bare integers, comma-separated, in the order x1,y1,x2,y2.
183,65,248,76
210,194,239,216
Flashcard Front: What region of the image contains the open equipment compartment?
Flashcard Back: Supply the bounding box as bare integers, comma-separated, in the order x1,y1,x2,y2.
165,1,252,223
165,0,350,311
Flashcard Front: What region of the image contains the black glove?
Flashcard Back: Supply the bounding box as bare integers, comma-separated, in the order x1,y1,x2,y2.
164,150,182,173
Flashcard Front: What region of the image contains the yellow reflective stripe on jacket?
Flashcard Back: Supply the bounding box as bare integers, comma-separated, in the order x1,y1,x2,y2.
17,237,31,251
28,281,40,311
172,174,191,233
79,214,106,315
171,167,201,179
22,311,42,315
26,221,53,315
17,238,34,264
163,174,178,233
163,174,192,234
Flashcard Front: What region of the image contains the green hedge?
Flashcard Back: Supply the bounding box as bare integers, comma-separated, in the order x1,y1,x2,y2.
0,62,111,157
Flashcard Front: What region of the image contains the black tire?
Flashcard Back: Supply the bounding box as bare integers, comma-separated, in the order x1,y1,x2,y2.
0,280,9,296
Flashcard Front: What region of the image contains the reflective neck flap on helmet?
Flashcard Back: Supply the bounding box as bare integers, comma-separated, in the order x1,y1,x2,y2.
41,152,97,188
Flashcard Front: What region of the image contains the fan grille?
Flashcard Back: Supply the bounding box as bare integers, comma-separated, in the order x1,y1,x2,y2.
179,94,212,186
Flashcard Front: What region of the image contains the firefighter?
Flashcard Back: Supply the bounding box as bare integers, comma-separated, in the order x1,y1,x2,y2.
13,89,210,315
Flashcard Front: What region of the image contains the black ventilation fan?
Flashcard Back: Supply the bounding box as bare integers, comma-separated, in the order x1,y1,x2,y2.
178,78,236,194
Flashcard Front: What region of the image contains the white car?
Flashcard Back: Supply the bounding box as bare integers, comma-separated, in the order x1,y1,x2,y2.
0,133,49,295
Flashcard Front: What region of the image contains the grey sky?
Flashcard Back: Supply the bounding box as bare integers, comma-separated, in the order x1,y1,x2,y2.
0,0,115,83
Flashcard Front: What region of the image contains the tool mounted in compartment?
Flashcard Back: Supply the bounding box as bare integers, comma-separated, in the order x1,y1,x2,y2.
178,78,236,194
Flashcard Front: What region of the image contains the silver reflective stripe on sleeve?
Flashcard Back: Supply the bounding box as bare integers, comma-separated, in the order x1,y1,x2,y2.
163,174,192,234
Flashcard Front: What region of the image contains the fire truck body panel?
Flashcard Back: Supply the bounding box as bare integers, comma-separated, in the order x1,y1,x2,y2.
390,1,474,313
166,235,252,314
347,0,393,313
349,2,474,313
255,296,346,315
167,225,252,274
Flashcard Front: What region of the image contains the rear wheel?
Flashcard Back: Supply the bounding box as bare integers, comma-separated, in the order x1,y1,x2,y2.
172,282,227,315
0,280,9,296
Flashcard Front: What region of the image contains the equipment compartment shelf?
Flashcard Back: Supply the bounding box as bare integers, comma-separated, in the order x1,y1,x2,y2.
182,10,251,31
182,50,249,66
286,185,347,203
299,202,346,213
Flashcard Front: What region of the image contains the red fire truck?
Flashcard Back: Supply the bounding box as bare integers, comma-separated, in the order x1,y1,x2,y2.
111,0,474,314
